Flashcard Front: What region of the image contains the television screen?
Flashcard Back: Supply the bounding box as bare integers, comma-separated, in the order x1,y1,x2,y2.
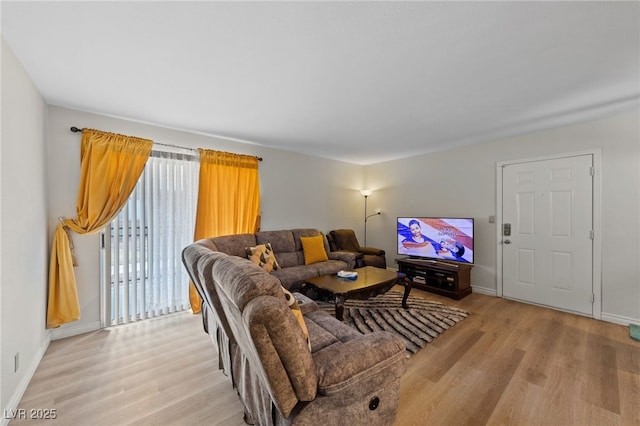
397,217,474,264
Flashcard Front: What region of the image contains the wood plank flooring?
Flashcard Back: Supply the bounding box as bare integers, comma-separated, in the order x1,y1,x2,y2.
10,288,640,425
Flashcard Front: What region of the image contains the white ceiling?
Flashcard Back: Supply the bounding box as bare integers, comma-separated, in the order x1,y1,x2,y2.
2,1,639,165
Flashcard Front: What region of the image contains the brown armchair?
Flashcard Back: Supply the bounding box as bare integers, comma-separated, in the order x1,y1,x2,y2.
328,229,387,269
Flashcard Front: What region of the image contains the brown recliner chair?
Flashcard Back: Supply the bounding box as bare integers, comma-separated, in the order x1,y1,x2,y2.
328,229,387,269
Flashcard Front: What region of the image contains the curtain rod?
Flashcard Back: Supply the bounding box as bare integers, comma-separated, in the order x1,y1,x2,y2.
69,126,263,161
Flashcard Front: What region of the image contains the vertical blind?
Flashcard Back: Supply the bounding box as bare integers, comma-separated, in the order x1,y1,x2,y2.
102,151,199,326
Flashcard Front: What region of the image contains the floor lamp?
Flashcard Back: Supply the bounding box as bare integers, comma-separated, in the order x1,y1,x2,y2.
360,189,380,247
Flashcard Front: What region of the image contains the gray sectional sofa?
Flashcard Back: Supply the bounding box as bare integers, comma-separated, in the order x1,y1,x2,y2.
193,228,358,291
182,228,407,425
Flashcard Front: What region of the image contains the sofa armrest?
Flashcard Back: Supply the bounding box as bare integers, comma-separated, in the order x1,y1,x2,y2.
293,292,319,315
328,250,358,269
359,246,385,256
313,331,407,395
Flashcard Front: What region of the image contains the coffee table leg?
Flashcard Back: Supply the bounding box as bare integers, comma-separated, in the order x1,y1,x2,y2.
398,273,412,309
334,294,346,321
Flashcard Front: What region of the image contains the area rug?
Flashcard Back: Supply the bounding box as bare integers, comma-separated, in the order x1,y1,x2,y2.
318,291,470,355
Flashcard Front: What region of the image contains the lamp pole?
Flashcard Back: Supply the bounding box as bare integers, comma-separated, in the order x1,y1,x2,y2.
363,194,368,246
360,189,380,247
365,210,382,247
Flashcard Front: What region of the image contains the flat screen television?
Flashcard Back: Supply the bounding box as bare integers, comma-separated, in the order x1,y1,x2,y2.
397,217,474,264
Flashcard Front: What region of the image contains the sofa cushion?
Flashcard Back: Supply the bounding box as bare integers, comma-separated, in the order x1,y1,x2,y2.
256,230,299,268
330,229,361,252
304,309,362,353
272,265,320,290
209,233,257,258
291,229,330,252
303,309,406,395
310,259,351,276
313,332,407,396
327,251,358,270
246,243,281,272
301,235,329,265
214,253,284,310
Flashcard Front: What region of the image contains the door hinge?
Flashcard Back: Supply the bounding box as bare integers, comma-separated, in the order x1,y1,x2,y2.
589,166,595,176
591,293,595,303
589,230,594,240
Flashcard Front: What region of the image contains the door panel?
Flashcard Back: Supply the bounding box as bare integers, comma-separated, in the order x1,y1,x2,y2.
502,155,593,315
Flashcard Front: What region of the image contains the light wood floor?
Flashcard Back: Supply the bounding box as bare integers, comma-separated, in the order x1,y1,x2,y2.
11,288,640,425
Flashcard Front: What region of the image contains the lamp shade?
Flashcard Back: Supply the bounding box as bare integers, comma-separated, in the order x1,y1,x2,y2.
360,189,373,197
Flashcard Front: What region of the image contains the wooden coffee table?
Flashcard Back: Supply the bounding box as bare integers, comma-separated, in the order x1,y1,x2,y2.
304,266,412,320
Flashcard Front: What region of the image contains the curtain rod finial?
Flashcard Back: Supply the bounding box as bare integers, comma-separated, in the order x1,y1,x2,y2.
70,126,83,133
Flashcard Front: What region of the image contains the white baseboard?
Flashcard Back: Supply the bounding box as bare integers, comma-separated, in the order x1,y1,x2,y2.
389,274,638,329
468,286,640,328
601,312,640,327
1,333,51,426
50,320,101,341
471,285,497,297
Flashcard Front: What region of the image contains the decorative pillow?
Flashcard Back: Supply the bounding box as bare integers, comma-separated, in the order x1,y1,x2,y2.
300,234,329,265
245,243,281,272
281,286,311,351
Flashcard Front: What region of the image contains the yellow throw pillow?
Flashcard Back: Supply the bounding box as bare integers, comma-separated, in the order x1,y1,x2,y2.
300,234,328,265
281,286,311,351
245,243,281,272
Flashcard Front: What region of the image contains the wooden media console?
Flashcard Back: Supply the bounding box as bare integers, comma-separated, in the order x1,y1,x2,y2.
395,257,472,300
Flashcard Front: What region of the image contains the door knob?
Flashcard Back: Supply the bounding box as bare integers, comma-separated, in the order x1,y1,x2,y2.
504,239,512,244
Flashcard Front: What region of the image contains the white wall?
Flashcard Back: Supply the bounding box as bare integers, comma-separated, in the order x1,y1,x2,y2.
1,38,50,420
46,107,640,339
46,106,365,338
366,110,640,322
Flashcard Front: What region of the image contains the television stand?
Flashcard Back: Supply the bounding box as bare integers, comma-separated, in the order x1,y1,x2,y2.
395,257,472,300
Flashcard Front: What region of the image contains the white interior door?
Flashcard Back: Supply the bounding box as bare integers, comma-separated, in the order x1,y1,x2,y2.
502,154,593,316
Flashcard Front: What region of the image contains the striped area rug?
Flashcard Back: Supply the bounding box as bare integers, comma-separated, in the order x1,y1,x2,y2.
318,291,470,355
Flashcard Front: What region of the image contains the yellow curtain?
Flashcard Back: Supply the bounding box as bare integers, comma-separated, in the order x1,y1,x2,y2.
190,149,261,311
47,129,152,328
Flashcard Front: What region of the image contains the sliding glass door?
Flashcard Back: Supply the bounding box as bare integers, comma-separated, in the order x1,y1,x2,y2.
100,151,199,326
